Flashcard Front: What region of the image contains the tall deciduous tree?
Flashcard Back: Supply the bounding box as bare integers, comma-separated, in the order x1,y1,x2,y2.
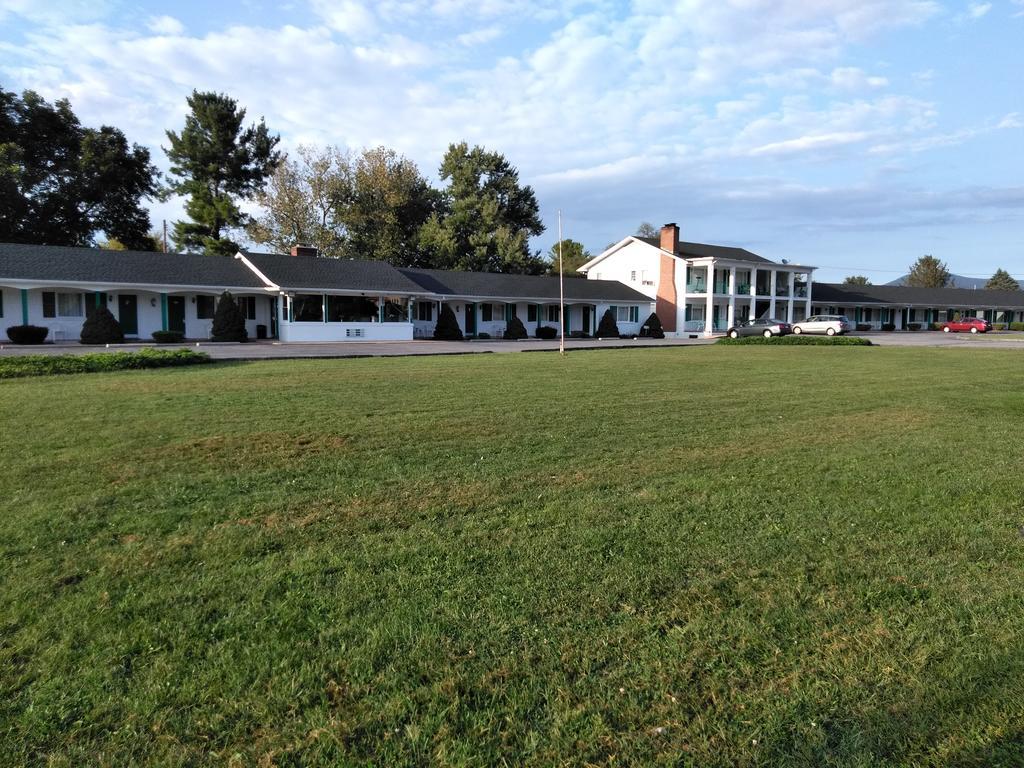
164,91,281,256
247,145,350,258
906,255,951,288
635,222,659,238
0,87,158,249
419,142,545,273
247,145,437,265
547,239,591,277
843,275,872,286
344,146,439,265
985,268,1020,291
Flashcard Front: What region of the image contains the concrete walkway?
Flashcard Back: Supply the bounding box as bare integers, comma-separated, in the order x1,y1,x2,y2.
3,331,1023,359
0,336,714,359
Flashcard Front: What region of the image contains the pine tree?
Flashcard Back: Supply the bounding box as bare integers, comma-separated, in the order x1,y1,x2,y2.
210,291,248,342
164,91,281,256
596,308,620,338
906,256,951,288
433,304,464,340
504,315,528,340
985,268,1020,291
640,312,665,338
79,306,124,344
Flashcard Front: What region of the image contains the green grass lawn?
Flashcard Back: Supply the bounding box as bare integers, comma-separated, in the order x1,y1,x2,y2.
3,347,1024,767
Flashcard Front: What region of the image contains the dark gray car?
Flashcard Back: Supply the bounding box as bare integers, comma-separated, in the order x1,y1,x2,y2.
726,318,792,338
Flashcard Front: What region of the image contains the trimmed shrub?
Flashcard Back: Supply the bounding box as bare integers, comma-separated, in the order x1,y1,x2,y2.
639,312,665,339
476,332,491,340
504,316,528,340
717,335,872,346
856,323,871,331
433,304,464,340
152,330,185,343
6,325,49,344
536,325,558,339
930,323,943,331
990,323,1007,331
1010,322,1024,331
0,348,211,379
907,323,922,331
79,306,124,344
211,291,248,342
596,308,620,338
881,323,896,332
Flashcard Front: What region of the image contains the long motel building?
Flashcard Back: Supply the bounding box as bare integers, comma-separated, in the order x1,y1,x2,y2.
580,224,1024,336
3,234,1023,344
0,242,652,343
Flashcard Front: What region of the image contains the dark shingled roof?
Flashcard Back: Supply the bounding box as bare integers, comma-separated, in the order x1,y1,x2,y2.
635,237,776,265
812,282,1024,308
242,251,429,294
400,268,652,302
0,242,266,288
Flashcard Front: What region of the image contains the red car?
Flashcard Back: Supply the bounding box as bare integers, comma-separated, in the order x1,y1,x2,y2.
941,317,992,334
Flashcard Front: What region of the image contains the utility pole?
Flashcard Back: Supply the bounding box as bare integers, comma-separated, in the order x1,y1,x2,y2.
558,210,565,356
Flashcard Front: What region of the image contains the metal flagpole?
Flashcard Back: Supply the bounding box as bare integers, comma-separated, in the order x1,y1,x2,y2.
558,210,565,355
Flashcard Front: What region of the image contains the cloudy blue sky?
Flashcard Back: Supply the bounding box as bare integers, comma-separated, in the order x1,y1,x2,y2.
1,0,1021,281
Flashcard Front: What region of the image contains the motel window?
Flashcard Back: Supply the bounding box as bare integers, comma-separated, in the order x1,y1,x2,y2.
293,294,324,322
616,306,639,323
547,306,560,322
527,305,538,322
238,296,257,320
481,304,493,322
863,308,872,322
196,295,215,319
50,292,84,318
416,302,433,322
326,295,377,322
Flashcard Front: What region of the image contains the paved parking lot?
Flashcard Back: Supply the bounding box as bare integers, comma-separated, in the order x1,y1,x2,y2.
2,331,1022,359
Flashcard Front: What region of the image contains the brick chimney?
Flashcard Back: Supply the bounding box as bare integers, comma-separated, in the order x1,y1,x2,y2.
656,223,679,332
290,243,318,258
660,223,679,253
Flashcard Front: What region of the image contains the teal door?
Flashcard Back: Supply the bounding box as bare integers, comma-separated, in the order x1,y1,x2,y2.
582,306,591,334
167,296,186,334
464,303,476,335
117,294,138,335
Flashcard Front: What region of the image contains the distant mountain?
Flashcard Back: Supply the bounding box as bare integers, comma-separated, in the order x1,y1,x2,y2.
887,273,1024,290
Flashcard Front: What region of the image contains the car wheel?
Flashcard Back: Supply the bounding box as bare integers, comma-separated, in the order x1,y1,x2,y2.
793,326,803,334
729,330,739,339
763,329,773,338
943,326,951,333
826,327,836,336
970,326,978,334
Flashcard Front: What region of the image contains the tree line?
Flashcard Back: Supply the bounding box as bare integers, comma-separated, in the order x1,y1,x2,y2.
1,87,565,274
843,256,1020,291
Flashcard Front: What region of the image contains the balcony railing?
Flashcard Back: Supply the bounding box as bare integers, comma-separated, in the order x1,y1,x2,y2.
794,285,808,298
686,282,707,293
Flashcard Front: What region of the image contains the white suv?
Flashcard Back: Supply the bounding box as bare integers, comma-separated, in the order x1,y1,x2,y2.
792,315,852,336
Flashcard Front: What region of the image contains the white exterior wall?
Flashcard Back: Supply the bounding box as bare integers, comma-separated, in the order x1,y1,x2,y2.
584,241,660,300
279,321,413,342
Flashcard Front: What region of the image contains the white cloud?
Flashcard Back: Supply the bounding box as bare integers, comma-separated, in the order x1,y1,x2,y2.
456,26,502,47
146,16,184,36
967,2,992,18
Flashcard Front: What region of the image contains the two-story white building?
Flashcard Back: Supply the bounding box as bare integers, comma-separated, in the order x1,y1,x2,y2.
579,224,815,337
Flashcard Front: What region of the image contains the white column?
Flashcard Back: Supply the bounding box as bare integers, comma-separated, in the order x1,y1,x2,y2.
729,266,737,295
750,268,758,319
787,272,795,323
704,261,715,337
727,298,735,329
805,271,813,320
677,264,688,335
769,271,777,318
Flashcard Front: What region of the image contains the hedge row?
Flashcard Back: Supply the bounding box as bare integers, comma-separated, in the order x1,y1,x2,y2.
0,348,212,379
717,335,872,346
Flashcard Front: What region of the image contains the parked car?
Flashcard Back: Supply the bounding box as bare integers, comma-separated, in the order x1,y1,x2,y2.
726,318,792,338
941,317,991,334
792,314,852,336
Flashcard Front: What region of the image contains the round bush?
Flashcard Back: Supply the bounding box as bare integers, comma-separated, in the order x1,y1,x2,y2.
152,330,185,344
6,325,49,344
504,316,528,340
